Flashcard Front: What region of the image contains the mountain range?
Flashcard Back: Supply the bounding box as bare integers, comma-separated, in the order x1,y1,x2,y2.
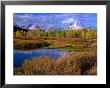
14,20,87,31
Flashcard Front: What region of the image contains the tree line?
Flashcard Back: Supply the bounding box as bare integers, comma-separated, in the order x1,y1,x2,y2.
15,28,97,39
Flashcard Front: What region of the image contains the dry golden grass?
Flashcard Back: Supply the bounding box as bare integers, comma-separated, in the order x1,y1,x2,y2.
14,39,50,50
14,50,97,75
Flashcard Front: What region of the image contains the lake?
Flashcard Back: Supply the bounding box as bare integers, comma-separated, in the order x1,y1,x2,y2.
14,49,69,67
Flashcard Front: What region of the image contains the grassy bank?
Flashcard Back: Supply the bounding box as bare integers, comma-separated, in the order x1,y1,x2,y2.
14,37,97,51
14,50,97,75
14,39,50,50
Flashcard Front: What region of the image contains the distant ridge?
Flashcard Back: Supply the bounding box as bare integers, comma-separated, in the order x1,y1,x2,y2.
14,20,88,31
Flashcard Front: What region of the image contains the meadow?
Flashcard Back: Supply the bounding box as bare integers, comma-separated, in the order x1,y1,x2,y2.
14,29,97,75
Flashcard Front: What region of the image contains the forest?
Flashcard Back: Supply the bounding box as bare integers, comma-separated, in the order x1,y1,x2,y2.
15,28,96,39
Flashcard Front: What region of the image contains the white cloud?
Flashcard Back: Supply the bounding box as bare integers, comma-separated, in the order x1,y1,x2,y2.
18,14,33,18
62,18,76,24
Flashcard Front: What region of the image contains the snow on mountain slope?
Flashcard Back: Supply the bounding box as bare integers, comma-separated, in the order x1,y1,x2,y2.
66,21,86,30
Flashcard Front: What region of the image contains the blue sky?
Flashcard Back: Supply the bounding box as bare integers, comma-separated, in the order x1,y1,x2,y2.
14,13,97,29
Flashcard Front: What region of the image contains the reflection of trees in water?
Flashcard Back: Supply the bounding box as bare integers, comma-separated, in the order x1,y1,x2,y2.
18,51,32,54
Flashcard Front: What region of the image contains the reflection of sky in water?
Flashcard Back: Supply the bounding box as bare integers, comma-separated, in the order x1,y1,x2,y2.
14,49,69,67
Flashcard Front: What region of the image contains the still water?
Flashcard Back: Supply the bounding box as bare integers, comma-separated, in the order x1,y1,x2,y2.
14,49,69,67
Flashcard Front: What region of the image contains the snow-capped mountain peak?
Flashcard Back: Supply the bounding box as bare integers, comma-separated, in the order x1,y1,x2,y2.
66,21,86,30
28,25,37,29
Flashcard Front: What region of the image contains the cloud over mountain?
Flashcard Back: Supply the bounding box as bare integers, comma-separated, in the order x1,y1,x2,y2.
62,18,75,24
